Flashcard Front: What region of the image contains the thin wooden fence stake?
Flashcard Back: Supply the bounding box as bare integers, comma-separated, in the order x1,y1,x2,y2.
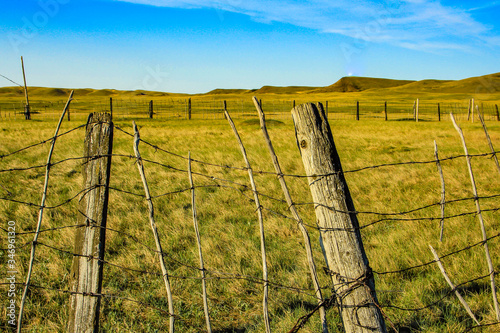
133,122,175,333
292,102,387,333
450,113,500,321
416,98,419,122
17,91,74,332
21,56,31,120
434,141,446,241
67,111,113,333
253,97,329,333
429,245,480,325
495,104,499,121
477,111,500,176
438,103,441,122
225,110,271,333
188,98,192,120
467,99,472,121
356,101,360,120
188,152,212,333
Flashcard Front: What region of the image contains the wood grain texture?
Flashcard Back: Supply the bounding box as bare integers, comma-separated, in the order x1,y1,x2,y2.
292,103,387,333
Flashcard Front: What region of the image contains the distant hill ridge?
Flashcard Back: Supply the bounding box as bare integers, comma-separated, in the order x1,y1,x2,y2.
1,72,499,97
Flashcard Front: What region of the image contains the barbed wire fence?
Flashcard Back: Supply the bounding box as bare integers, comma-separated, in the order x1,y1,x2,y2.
1,97,499,122
1,96,500,332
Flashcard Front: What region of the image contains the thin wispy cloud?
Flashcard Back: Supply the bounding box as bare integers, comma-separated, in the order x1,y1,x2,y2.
116,0,497,52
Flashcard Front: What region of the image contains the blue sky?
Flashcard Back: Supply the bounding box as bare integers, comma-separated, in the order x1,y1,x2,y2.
0,0,499,93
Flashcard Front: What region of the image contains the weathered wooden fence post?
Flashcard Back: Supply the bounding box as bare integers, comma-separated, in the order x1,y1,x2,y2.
291,103,387,333
356,101,360,120
68,113,113,333
109,97,113,120
149,100,154,119
384,101,387,121
416,98,419,122
188,98,192,120
438,103,441,122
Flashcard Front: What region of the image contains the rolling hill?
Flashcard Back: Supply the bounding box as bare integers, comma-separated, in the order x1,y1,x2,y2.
1,72,499,98
311,76,415,93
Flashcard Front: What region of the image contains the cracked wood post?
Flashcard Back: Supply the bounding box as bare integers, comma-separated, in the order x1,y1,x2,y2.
68,113,113,333
292,103,387,333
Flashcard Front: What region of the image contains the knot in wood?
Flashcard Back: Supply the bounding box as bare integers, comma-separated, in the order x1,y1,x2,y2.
300,139,307,149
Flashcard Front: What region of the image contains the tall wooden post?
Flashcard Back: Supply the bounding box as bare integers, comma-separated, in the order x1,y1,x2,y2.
21,56,31,120
149,100,154,119
356,101,360,120
384,101,387,121
68,113,113,333
292,103,387,333
496,104,499,121
438,103,441,122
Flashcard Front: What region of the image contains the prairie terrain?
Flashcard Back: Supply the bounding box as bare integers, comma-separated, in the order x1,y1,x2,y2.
1,73,500,332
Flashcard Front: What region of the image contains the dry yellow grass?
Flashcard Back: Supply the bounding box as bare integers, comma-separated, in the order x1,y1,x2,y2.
0,94,499,332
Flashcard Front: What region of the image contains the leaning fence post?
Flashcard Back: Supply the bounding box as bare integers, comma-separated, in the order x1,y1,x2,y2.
225,110,271,333
133,122,175,332
292,103,387,333
21,56,31,120
17,92,74,332
451,113,500,321
67,112,113,333
253,97,329,332
477,112,500,176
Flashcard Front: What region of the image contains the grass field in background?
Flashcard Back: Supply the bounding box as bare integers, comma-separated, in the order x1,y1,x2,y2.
1,91,500,332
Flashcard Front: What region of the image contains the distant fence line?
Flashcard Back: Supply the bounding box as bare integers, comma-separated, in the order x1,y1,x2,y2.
1,97,499,122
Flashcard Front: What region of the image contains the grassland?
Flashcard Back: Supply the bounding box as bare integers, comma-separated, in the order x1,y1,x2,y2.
1,74,500,332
